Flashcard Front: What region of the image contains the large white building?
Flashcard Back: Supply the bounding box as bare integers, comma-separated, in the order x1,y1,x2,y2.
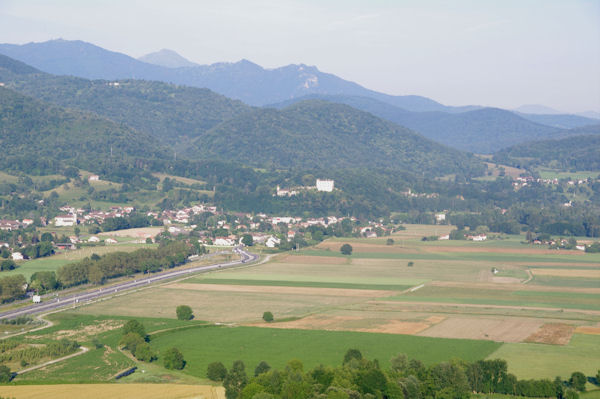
316,179,334,192
54,214,77,227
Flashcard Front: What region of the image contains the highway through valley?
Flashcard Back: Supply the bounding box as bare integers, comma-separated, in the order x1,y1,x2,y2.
0,247,257,321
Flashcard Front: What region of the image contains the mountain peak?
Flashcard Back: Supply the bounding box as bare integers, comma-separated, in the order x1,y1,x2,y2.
138,49,197,68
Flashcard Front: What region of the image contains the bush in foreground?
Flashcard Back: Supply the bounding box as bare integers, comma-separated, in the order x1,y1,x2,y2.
163,347,185,370
262,311,274,322
176,305,194,320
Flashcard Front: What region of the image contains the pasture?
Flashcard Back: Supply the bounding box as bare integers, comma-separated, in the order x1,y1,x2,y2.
150,325,502,377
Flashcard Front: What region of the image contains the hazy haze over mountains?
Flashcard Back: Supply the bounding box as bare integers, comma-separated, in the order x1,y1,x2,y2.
138,49,199,68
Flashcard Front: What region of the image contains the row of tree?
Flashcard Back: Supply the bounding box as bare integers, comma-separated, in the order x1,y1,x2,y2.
208,350,592,399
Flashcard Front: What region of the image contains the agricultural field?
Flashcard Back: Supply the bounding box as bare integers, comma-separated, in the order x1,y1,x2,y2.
2,224,599,389
3,243,152,280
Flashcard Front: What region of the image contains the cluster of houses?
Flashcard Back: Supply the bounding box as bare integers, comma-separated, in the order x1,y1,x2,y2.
401,188,440,199
513,176,594,189
0,219,34,231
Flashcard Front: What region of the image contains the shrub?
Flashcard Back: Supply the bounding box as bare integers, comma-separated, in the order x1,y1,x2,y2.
176,305,194,320
119,332,144,352
407,261,414,267
163,347,185,370
133,342,156,362
262,311,274,322
122,320,146,340
570,371,587,391
207,361,227,381
343,348,363,364
0,365,11,382
254,360,271,376
340,243,353,255
386,238,394,245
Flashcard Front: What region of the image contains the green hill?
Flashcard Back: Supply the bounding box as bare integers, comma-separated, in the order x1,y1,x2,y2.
0,86,167,174
189,100,485,176
0,57,250,148
493,127,600,170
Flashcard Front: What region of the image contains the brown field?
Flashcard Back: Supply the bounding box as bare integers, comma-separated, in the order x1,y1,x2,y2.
280,254,348,264
525,323,575,345
76,284,380,323
165,283,395,298
531,268,600,278
0,384,224,399
422,246,584,255
574,326,600,335
315,241,421,253
418,316,544,342
99,227,163,238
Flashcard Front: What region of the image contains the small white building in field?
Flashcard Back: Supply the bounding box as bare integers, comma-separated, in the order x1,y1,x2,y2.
316,179,334,192
11,252,24,260
105,238,118,244
32,295,41,303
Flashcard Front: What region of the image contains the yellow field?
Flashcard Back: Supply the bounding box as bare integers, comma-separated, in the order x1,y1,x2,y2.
0,384,224,399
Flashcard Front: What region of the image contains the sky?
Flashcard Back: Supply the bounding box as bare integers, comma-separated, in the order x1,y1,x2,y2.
1,0,599,113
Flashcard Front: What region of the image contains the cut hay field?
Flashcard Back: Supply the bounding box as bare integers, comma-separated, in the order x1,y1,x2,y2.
0,384,224,399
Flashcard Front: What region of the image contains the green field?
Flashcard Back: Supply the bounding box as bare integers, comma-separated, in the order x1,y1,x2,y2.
537,169,600,180
3,243,150,279
150,325,502,377
390,286,600,311
489,334,600,380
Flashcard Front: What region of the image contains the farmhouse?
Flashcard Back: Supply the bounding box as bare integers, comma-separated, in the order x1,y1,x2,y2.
11,252,24,260
88,174,100,181
0,220,20,231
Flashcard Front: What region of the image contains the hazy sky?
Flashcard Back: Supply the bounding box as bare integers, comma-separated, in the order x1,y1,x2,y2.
1,0,599,112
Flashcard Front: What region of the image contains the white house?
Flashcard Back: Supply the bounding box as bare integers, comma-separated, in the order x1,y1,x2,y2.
88,175,100,181
435,213,446,222
316,179,334,192
88,236,100,243
54,214,77,227
11,252,24,260
265,236,281,248
214,237,235,246
32,295,41,303
439,234,450,240
105,238,118,244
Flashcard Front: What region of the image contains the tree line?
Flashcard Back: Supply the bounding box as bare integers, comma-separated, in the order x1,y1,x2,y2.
207,350,592,399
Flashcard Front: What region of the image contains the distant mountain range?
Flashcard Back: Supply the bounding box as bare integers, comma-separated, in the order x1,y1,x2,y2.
268,94,599,153
0,39,479,112
0,55,482,177
0,41,598,159
138,49,198,68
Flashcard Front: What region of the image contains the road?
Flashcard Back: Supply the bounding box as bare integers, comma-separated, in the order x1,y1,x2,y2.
0,246,257,321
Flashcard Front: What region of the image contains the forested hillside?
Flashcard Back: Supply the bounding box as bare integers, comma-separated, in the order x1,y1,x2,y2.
494,129,600,170
269,95,573,153
0,56,251,147
190,100,486,176
0,87,167,174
